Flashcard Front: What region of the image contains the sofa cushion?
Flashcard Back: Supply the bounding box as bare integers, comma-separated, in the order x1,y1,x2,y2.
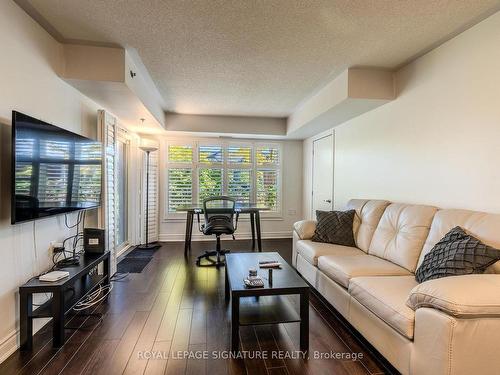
348,199,391,252
369,203,438,272
407,274,500,318
418,209,500,273
318,255,411,288
349,276,418,339
312,210,356,247
296,240,363,266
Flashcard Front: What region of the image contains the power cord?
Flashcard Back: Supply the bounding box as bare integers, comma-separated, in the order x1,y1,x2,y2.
32,292,52,307
65,212,82,228
110,272,129,282
53,211,86,269
72,283,113,311
32,220,39,277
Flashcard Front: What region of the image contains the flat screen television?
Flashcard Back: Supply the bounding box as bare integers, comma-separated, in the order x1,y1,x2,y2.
11,111,102,224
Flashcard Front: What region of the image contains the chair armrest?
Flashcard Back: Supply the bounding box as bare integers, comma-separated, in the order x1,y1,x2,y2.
293,220,317,240
406,275,500,318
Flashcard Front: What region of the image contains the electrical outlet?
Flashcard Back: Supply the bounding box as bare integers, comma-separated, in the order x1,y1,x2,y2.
49,241,64,254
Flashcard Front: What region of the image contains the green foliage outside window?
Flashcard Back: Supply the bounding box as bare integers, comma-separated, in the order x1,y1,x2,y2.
257,170,278,210
198,168,223,202
168,145,193,163
168,168,192,210
256,147,279,165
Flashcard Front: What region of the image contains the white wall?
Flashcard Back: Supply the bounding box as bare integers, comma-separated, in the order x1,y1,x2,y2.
157,137,303,240
303,11,500,217
0,1,105,361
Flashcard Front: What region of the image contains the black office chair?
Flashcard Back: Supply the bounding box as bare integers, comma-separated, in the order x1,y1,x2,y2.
195,196,239,267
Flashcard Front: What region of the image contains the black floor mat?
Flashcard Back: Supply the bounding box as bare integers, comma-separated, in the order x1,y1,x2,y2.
117,257,152,273
125,246,159,258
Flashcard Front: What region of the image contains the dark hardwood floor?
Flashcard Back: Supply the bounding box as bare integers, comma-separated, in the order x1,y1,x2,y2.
1,239,394,375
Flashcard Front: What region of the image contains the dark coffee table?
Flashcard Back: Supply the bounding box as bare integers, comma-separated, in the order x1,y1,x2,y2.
225,252,310,353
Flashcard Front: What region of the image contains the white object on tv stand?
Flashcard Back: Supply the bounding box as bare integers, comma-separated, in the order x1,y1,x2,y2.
39,271,70,282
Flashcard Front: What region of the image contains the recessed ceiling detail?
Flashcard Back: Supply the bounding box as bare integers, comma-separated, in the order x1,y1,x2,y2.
15,0,500,119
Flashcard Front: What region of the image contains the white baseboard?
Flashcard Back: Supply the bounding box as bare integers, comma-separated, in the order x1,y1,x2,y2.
0,330,18,364
116,244,133,258
159,231,292,242
0,318,51,364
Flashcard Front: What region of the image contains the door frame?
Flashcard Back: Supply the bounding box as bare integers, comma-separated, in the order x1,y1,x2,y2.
311,131,335,218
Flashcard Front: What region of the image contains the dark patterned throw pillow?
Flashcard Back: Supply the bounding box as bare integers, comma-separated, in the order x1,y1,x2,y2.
415,226,500,283
312,210,356,247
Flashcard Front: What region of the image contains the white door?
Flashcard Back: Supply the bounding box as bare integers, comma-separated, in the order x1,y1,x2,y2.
312,134,334,215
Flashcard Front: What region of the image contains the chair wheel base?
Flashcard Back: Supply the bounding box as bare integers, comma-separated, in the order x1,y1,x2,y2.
196,249,230,267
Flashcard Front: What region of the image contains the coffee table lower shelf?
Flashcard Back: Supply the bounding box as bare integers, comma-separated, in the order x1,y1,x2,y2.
230,291,309,353
238,296,301,326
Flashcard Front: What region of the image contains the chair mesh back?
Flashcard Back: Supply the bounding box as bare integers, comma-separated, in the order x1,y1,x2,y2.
203,196,236,223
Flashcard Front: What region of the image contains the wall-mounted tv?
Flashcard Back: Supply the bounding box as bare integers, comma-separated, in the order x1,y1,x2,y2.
11,111,102,224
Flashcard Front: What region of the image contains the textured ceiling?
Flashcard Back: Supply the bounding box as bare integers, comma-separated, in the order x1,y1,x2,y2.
20,0,500,117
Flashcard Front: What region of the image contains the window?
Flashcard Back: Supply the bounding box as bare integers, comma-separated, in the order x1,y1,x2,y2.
255,145,280,210
256,146,280,166
168,145,193,163
198,168,223,202
256,169,279,209
227,169,251,203
168,168,192,211
199,145,223,163
166,140,281,214
227,146,251,164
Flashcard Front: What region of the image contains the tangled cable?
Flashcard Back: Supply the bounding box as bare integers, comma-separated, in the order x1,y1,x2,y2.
72,282,113,311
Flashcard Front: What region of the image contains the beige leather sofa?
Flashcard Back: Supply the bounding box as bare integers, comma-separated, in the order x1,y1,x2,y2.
293,199,500,375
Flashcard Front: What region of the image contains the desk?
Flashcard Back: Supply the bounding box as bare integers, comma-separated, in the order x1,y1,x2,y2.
176,203,270,255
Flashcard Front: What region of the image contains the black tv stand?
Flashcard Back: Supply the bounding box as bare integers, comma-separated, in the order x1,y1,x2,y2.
19,252,110,350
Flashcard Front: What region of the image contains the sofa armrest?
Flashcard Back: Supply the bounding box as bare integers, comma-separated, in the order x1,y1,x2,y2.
407,274,500,318
293,220,316,240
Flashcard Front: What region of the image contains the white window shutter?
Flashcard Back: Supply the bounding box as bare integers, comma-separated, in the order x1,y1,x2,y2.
98,110,117,274
166,140,282,215
167,168,192,212
142,147,159,243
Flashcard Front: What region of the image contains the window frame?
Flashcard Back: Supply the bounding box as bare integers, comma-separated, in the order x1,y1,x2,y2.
164,138,283,220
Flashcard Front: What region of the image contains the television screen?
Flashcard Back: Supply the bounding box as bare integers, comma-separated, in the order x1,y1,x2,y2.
12,111,102,224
